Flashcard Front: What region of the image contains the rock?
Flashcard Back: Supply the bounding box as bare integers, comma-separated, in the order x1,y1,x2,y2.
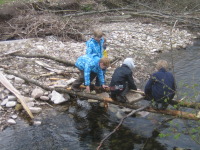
33,121,41,125
14,77,25,84
40,96,49,101
50,90,69,104
0,93,7,100
1,98,8,106
4,89,10,94
116,111,123,119
136,111,149,117
29,107,42,114
6,75,15,80
0,87,5,92
31,88,44,99
7,119,16,125
26,102,35,107
7,95,17,101
6,101,17,107
11,114,18,119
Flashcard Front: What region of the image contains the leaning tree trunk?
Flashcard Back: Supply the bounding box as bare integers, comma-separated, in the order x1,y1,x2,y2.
4,70,200,120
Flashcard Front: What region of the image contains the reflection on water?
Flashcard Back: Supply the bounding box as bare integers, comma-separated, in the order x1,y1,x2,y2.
1,40,200,150
160,39,200,100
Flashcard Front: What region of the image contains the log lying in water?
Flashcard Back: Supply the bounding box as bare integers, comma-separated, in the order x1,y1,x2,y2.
80,85,200,109
4,70,200,120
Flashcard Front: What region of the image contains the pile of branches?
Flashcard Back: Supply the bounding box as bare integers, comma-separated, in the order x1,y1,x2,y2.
0,1,90,41
1,0,200,41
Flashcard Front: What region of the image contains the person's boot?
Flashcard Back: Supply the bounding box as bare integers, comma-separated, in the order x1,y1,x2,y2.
116,95,127,103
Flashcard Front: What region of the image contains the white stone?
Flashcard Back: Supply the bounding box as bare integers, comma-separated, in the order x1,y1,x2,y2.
6,101,17,107
27,102,35,107
29,107,42,114
11,114,18,119
14,77,25,84
40,96,49,101
7,119,16,124
31,88,44,99
50,90,68,104
7,95,17,101
137,111,150,117
33,121,42,125
1,99,8,106
6,75,15,80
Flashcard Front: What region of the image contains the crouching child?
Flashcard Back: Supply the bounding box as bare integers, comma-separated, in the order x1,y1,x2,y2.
144,60,176,110
110,58,137,103
71,55,110,93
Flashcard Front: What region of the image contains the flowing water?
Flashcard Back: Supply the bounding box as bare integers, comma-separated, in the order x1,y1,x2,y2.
0,40,200,150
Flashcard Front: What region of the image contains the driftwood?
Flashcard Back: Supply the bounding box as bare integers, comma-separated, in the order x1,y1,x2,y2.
0,50,22,57
4,70,200,120
97,105,149,150
83,86,200,109
63,8,200,28
10,53,75,66
131,90,200,109
10,53,120,67
0,72,34,119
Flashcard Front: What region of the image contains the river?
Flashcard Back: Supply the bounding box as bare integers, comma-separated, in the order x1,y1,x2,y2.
0,40,200,150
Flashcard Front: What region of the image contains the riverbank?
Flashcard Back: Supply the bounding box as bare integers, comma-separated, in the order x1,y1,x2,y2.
0,19,196,130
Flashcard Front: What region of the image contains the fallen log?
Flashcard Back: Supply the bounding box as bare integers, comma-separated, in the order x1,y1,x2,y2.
10,53,75,66
4,70,200,120
10,53,121,67
80,86,200,109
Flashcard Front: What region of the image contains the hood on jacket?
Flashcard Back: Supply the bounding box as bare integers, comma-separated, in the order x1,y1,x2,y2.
123,58,135,70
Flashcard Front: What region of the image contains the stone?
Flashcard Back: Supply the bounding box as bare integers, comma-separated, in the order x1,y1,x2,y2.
7,119,16,124
40,96,49,101
29,107,42,114
50,90,69,104
26,102,35,107
33,121,41,125
0,92,6,100
31,88,44,99
7,95,17,101
14,77,25,84
1,98,8,106
11,114,18,119
6,101,17,107
6,75,15,80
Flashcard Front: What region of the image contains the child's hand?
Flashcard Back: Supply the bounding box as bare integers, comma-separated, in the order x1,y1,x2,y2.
102,85,108,89
86,86,90,93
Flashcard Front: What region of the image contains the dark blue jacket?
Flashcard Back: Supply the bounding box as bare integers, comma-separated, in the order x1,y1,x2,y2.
144,68,176,102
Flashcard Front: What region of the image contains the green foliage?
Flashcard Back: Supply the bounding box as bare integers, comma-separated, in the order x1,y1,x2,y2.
174,133,181,139
159,133,170,138
0,0,15,5
81,4,93,12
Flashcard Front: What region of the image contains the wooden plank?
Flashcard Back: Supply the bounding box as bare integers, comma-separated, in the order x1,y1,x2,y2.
0,72,34,119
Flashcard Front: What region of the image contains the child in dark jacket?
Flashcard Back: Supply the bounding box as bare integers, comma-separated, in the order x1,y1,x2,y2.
110,58,137,103
144,60,176,110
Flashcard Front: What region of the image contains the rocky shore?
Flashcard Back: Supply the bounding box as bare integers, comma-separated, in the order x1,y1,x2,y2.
0,20,196,130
